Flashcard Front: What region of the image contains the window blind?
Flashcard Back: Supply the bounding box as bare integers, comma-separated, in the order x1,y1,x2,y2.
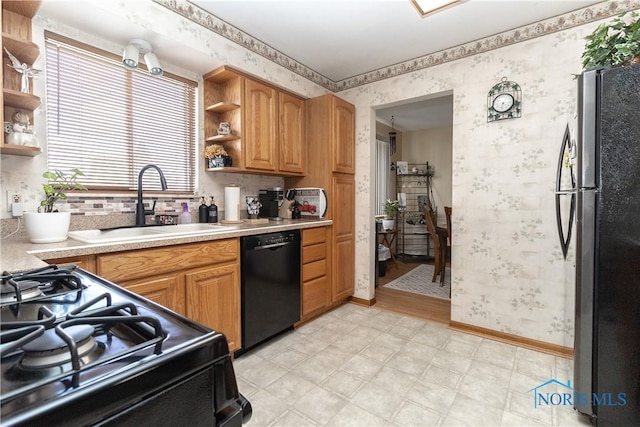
376,139,390,216
44,32,197,193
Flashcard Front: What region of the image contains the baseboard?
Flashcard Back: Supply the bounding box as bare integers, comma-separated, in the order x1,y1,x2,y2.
349,296,376,307
449,320,573,359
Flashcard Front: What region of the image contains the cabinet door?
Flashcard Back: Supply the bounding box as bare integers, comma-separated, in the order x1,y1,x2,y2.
302,275,329,317
122,274,185,316
185,263,241,352
331,97,355,174
46,255,96,273
332,175,355,300
244,79,277,171
278,92,305,174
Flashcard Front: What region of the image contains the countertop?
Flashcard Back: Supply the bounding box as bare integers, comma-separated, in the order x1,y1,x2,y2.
1,218,332,273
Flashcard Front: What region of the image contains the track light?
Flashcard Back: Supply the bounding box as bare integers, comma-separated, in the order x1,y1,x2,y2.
144,52,163,76
122,44,138,69
122,39,163,77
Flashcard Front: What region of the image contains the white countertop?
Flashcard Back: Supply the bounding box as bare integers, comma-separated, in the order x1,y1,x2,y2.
1,219,332,273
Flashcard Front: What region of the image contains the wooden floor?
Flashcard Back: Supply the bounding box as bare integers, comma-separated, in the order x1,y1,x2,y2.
374,257,451,325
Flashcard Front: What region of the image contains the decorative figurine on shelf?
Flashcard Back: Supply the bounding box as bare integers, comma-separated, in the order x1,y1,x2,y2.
245,195,261,219
6,111,38,147
217,122,231,135
4,47,42,93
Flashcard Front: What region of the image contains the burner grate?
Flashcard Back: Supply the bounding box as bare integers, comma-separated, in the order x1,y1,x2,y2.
0,265,84,307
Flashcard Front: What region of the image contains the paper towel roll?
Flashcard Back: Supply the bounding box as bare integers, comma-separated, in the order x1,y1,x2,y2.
224,186,240,221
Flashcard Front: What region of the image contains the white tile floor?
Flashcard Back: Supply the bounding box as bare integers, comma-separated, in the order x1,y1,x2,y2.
233,304,592,427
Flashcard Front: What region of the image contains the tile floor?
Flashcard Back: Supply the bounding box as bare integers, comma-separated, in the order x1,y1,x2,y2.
233,303,592,427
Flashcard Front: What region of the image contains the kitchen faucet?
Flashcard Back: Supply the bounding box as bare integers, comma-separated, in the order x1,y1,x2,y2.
136,164,168,226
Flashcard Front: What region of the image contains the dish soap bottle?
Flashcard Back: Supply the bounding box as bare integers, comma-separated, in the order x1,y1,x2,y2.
180,202,192,224
199,197,208,223
207,196,218,223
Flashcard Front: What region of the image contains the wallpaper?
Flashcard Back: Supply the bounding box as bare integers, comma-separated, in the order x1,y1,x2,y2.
338,15,639,348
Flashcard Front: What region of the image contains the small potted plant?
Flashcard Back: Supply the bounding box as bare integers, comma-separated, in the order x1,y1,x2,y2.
24,168,86,243
382,199,399,231
581,11,640,70
204,144,232,168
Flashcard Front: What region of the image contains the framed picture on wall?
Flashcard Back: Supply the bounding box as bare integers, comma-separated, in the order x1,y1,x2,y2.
396,161,408,175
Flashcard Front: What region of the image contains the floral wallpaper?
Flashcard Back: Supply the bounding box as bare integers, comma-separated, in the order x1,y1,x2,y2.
338,3,638,348
2,0,638,349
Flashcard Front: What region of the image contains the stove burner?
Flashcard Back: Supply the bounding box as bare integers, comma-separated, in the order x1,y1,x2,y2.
20,325,96,369
0,265,84,306
0,280,43,304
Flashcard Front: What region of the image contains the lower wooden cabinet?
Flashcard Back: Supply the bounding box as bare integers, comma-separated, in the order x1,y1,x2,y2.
301,227,330,320
185,263,241,352
119,274,186,317
331,175,355,301
91,239,241,352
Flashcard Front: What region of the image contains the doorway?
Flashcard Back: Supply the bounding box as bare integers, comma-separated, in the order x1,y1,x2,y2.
374,93,453,324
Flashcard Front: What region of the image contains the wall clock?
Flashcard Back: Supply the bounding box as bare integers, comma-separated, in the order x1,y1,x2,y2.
487,77,522,122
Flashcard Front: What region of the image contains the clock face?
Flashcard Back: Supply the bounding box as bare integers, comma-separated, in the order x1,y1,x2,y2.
492,93,514,113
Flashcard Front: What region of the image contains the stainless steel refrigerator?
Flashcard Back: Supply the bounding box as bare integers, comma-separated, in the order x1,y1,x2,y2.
559,63,640,426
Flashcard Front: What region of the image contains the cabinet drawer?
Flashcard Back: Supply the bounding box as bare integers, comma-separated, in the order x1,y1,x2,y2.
302,259,326,282
97,239,238,283
303,227,326,246
302,242,326,264
302,275,328,316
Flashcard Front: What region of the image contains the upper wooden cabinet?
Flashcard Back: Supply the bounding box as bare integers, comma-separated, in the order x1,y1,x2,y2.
278,91,305,174
203,66,305,176
243,78,277,171
1,0,42,157
332,97,356,174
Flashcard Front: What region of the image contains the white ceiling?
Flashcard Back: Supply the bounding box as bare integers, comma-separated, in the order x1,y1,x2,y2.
37,0,603,131
191,0,601,82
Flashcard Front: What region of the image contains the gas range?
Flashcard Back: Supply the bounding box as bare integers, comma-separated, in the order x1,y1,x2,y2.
1,265,251,426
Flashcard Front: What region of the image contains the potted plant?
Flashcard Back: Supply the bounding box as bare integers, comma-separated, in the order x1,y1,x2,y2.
24,168,86,243
382,199,399,231
581,11,640,70
204,144,232,168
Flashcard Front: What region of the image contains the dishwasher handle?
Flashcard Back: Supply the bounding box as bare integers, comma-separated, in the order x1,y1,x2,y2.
253,242,290,250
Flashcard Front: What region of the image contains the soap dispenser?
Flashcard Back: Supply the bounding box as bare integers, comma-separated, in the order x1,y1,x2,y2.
180,202,192,224
207,197,218,223
198,197,208,223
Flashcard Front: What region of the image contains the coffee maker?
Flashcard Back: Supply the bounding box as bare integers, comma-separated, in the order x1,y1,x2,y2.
258,188,284,219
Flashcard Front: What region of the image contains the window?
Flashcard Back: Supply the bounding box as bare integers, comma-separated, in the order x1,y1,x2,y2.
44,32,197,193
376,138,390,216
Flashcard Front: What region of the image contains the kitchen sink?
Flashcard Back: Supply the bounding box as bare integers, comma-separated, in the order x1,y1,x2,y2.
68,223,237,244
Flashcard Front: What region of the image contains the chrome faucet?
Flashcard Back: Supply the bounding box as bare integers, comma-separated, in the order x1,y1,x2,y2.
136,164,168,226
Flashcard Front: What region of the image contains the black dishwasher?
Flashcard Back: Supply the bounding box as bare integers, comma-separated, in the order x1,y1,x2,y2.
240,230,301,353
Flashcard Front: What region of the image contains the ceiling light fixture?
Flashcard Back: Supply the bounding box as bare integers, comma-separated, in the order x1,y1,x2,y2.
122,38,163,76
410,0,465,18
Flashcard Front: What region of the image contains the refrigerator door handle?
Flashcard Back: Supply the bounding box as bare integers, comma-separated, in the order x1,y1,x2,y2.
556,124,576,259
574,188,597,419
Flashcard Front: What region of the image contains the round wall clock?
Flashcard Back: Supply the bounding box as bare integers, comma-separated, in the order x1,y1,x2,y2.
487,77,522,122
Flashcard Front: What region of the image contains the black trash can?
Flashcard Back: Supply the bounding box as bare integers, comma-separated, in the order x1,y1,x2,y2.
378,244,390,278
378,259,387,277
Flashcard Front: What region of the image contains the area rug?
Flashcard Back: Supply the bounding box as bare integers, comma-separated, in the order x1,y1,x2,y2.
383,264,451,300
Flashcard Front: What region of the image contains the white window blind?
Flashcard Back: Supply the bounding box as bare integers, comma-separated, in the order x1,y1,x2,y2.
376,138,390,216
44,32,197,193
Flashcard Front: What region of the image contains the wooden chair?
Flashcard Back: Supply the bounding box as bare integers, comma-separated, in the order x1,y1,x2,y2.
444,206,452,258
423,207,448,286
444,206,452,245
